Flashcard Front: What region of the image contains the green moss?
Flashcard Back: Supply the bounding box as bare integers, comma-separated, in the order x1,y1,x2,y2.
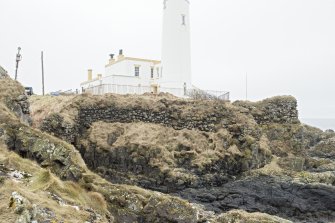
0,176,5,184
243,149,252,159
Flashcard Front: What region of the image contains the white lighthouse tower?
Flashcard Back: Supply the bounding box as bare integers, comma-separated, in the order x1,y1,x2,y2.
160,0,192,93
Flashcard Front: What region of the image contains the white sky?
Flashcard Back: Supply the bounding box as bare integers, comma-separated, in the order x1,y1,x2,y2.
0,0,334,119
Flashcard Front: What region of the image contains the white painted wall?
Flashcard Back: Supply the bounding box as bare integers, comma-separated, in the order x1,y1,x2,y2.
81,0,193,98
105,59,160,83
105,60,129,77
161,0,192,90
81,58,162,93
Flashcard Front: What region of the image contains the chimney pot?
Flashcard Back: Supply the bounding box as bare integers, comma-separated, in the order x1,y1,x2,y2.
119,49,123,55
109,54,114,59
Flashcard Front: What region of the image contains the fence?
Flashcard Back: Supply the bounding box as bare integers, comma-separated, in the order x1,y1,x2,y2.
84,84,152,95
83,84,230,101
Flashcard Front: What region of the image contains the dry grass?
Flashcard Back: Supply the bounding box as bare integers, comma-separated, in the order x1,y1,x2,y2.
249,156,284,177
0,143,109,222
0,78,24,103
29,92,232,129
86,121,261,179
0,103,20,123
29,95,77,127
89,122,225,167
32,170,108,213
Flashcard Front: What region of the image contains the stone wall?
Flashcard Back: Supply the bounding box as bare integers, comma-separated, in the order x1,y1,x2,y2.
41,114,77,143
41,105,225,144
78,107,223,132
234,96,299,125
40,95,300,145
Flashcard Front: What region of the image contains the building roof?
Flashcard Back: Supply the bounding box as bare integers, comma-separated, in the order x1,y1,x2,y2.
105,56,161,68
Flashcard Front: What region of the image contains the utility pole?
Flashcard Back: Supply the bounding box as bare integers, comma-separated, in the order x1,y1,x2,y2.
15,47,22,80
41,51,45,96
246,72,248,101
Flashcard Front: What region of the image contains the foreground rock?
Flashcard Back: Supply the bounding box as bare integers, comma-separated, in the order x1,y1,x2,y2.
28,92,335,222
178,175,335,222
0,69,211,222
1,66,333,222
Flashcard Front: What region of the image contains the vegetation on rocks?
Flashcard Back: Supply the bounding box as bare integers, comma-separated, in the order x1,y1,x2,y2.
29,90,335,222
0,70,212,222
0,68,334,222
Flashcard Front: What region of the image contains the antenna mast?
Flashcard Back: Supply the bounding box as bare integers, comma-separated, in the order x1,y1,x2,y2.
15,47,22,80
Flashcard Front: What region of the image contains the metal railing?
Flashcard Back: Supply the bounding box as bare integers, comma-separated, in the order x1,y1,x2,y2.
186,89,230,101
83,84,230,101
84,84,152,95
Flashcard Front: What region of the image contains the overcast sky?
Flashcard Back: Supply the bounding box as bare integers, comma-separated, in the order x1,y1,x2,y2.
0,0,334,119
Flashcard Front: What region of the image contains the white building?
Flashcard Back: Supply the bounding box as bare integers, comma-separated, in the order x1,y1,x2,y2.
81,0,229,99
161,0,192,90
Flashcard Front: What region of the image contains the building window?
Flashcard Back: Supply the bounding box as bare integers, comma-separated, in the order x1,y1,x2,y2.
135,66,140,77
182,14,186,25
151,67,154,79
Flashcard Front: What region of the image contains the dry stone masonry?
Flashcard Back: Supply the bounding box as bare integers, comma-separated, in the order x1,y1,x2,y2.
234,96,299,125
78,107,222,132
41,95,300,145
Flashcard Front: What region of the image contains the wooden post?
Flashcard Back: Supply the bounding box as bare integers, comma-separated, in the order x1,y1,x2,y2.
246,72,248,101
41,51,45,96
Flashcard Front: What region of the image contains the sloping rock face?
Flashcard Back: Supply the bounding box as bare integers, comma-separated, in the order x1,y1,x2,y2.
30,93,335,222
0,71,220,223
233,96,299,125
38,95,278,191
3,123,85,181
178,175,335,222
0,66,9,79
78,122,271,193
0,67,31,125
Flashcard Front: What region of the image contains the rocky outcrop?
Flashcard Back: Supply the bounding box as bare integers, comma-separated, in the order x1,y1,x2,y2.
77,122,271,194
41,113,77,143
39,95,299,145
0,66,31,125
214,210,293,223
28,93,335,222
2,122,85,181
309,137,335,159
9,191,58,223
234,96,299,125
0,75,224,223
0,66,9,79
177,175,335,223
12,95,32,125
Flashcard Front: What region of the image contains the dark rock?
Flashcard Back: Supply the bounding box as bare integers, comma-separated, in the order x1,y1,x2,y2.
178,176,335,223
3,123,84,181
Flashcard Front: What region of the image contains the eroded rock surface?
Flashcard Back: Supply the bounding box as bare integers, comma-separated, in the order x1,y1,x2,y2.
29,93,335,222
0,70,332,222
